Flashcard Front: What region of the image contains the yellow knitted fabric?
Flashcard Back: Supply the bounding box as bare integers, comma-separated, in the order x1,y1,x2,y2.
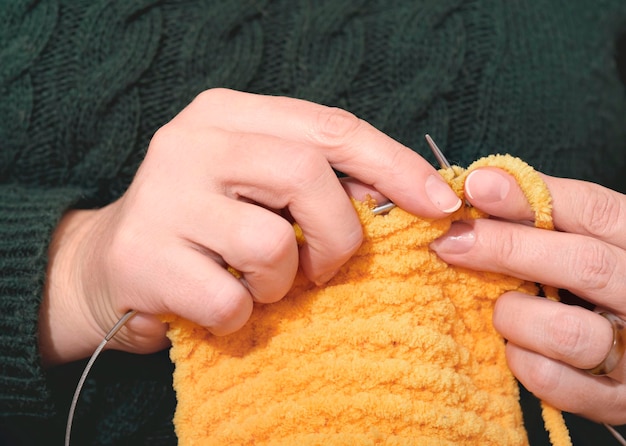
164,155,571,445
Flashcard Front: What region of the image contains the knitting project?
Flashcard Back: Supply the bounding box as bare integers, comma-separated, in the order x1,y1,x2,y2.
164,155,571,445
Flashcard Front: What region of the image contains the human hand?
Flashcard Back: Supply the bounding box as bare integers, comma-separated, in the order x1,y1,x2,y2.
40,88,462,366
430,167,626,424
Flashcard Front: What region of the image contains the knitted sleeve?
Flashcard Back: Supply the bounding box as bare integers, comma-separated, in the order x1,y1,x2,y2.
0,2,214,442
0,184,83,417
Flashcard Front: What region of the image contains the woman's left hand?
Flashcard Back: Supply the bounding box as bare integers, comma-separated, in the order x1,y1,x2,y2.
430,167,626,425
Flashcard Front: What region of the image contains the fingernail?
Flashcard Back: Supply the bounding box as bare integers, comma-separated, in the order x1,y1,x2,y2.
430,221,475,254
465,169,510,203
425,174,462,213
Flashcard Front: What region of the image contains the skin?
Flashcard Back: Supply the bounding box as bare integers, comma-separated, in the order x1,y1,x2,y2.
40,88,626,425
430,167,626,425
39,88,461,368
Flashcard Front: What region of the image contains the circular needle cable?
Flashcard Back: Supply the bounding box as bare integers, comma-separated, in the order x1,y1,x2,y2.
64,310,137,446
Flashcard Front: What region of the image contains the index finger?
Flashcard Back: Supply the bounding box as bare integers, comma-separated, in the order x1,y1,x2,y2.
184,89,461,217
465,167,626,249
547,176,626,249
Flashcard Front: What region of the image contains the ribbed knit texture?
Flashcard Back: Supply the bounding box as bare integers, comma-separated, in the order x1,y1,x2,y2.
0,186,81,415
1,1,625,444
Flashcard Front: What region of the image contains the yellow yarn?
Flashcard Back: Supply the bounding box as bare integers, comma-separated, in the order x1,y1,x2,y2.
164,154,571,445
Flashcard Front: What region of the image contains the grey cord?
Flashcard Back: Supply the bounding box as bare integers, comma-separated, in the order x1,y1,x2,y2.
64,310,137,446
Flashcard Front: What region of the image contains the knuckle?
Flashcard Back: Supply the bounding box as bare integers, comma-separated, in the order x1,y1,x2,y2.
238,215,297,270
544,311,588,360
254,219,297,267
522,354,562,396
283,147,334,190
568,241,616,293
488,226,521,268
208,285,252,331
579,186,624,239
310,106,362,148
148,120,194,159
149,124,177,153
369,143,407,179
192,87,231,107
312,229,363,281
292,146,329,176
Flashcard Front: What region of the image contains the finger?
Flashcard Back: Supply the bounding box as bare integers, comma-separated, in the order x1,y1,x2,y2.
188,196,300,303
464,168,535,221
181,89,461,217
205,131,363,284
547,175,626,249
505,344,626,425
339,177,388,204
148,127,362,284
116,313,171,354
465,168,626,249
135,245,254,336
493,293,614,370
430,219,626,310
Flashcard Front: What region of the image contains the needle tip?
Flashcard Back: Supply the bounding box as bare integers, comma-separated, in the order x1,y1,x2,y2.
424,134,451,169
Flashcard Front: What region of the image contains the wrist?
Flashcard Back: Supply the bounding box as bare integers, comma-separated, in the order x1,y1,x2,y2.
39,209,104,367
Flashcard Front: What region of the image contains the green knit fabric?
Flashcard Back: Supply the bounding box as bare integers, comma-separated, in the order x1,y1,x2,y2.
1,1,625,444
0,186,81,409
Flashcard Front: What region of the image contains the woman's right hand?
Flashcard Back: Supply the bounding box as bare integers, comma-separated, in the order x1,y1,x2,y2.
39,88,461,367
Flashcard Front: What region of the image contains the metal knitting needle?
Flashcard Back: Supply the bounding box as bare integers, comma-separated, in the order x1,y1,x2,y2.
371,134,452,215
424,134,451,169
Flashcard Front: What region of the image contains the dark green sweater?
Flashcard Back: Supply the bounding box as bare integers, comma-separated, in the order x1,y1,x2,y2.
1,1,625,444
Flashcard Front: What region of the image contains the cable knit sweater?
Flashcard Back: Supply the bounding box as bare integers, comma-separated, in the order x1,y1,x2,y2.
1,1,625,444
